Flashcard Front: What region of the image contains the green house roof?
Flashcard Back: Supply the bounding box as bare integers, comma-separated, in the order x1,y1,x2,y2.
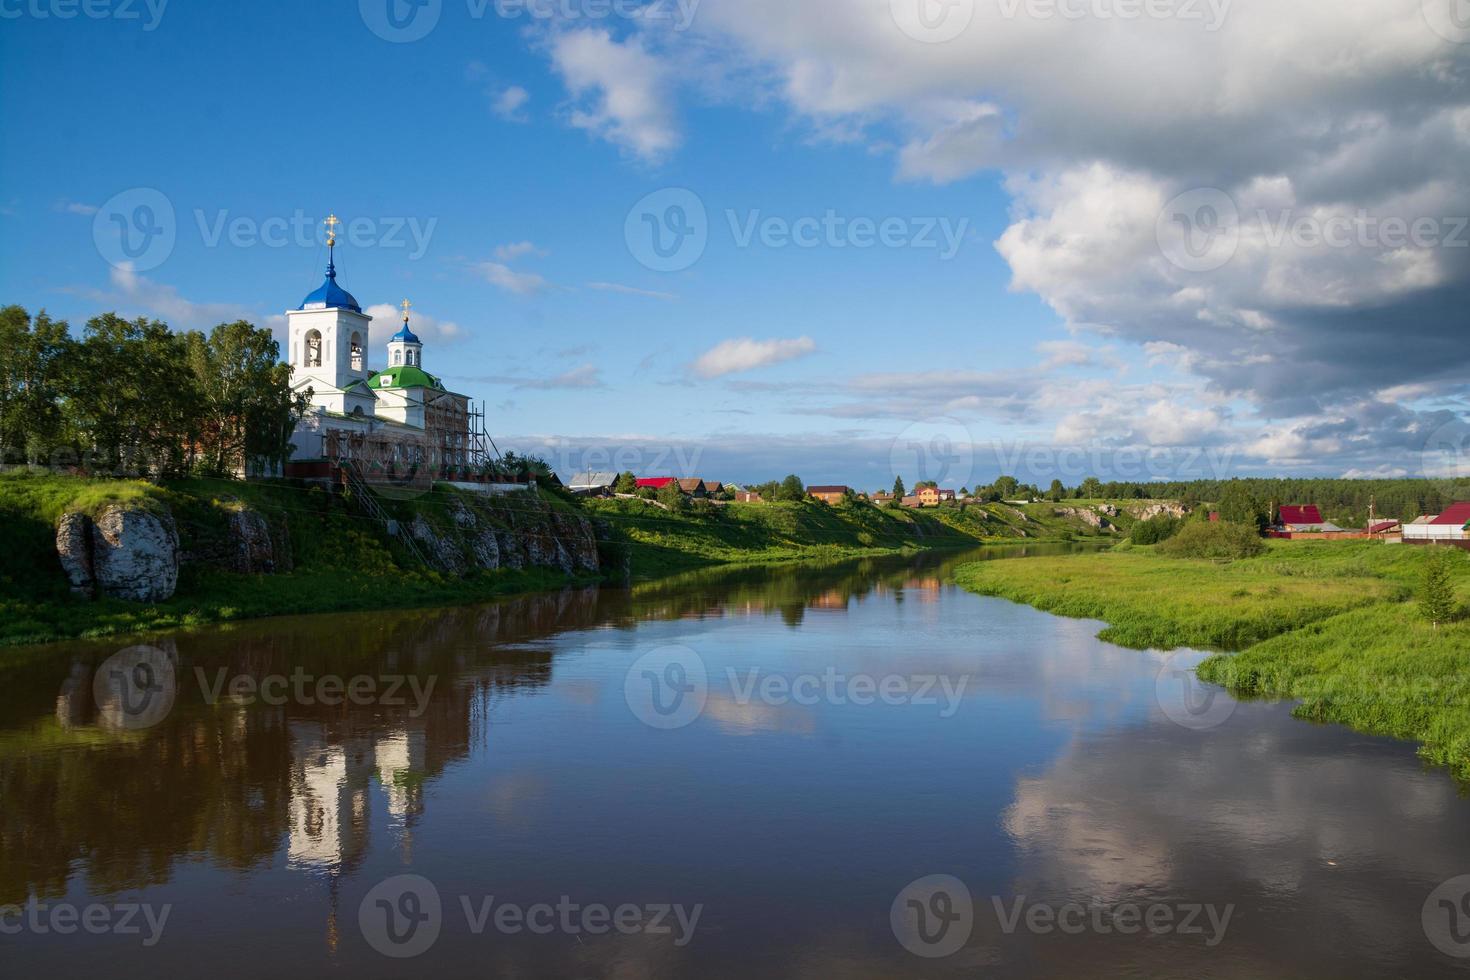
368,365,445,391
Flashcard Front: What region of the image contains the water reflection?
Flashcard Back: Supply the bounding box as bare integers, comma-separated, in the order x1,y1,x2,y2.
1,543,1465,977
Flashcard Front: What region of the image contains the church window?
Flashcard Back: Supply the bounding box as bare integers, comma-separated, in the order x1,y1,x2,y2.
350,332,364,371
304,330,323,368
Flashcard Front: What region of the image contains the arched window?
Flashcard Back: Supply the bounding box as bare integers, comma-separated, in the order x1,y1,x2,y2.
304,330,323,368
349,332,364,371
392,349,402,366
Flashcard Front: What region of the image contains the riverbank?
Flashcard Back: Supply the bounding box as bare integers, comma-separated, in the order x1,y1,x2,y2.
0,471,601,647
2,472,1122,648
954,541,1470,778
583,495,1128,578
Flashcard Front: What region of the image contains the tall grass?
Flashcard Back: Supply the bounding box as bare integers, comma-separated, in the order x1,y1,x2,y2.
955,541,1470,778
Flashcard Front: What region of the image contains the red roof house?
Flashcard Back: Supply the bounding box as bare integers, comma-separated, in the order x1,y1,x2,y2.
1279,505,1324,526
1429,502,1470,527
636,477,678,490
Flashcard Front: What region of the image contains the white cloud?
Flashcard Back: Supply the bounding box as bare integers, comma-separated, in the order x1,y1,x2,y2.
85,264,252,330
612,0,1470,454
491,84,531,122
475,261,551,296
550,28,678,162
692,336,816,378
586,281,676,301
493,241,548,261
361,303,465,353
56,199,98,216
462,364,606,390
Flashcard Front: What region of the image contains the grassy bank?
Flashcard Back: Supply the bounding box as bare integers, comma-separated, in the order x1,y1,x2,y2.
954,541,1470,778
581,496,1122,577
0,471,593,647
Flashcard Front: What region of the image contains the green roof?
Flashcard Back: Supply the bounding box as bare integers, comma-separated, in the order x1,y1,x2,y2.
368,365,445,391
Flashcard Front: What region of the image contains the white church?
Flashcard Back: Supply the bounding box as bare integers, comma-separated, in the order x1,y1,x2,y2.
282,217,475,479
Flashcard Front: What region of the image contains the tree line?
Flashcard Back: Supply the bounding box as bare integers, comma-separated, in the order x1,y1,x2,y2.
0,305,303,478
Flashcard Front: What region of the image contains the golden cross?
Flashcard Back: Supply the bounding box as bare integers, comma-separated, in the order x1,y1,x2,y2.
324,213,340,245
400,298,412,322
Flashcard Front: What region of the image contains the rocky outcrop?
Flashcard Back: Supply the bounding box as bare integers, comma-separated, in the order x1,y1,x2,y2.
55,511,96,597
1053,506,1117,531
227,507,278,574
60,504,181,603
410,490,605,578
1130,502,1189,521
411,514,468,576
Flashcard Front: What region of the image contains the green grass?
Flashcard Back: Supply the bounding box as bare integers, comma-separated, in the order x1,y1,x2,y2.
0,471,595,647
954,540,1470,779
583,496,1124,577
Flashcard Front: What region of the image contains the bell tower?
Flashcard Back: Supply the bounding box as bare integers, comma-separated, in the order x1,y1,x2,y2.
287,214,373,409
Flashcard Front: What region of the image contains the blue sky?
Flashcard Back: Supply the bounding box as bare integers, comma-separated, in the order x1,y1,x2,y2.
2,1,1467,489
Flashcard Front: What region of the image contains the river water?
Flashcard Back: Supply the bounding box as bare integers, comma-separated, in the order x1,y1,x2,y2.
2,546,1467,977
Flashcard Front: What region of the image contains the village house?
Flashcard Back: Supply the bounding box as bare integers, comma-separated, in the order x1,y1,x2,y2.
914,486,958,507
636,477,679,492
677,478,708,498
734,491,763,503
1403,503,1470,547
807,485,850,505
567,471,617,496
1275,505,1345,535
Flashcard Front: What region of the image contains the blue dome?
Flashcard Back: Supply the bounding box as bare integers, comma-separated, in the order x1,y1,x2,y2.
299,262,361,313
391,324,421,344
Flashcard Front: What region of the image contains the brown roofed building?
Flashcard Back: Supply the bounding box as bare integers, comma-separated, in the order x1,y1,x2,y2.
676,478,707,497
808,485,850,505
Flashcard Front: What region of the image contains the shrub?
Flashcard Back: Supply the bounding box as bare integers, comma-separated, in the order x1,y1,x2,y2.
1419,550,1459,628
1130,514,1182,545
1159,521,1267,560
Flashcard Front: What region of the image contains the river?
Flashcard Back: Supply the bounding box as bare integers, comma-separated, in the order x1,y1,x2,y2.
2,546,1467,977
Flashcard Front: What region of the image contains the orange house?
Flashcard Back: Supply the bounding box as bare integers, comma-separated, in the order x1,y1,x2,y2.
807,485,850,505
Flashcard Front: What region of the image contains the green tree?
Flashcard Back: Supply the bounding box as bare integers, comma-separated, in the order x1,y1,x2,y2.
1047,479,1066,502
1079,477,1103,499
656,481,687,511
63,313,200,477
614,471,638,494
1218,480,1267,529
187,320,302,476
994,475,1020,500
777,474,805,502
0,306,72,464
892,475,906,499
1419,551,1458,629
